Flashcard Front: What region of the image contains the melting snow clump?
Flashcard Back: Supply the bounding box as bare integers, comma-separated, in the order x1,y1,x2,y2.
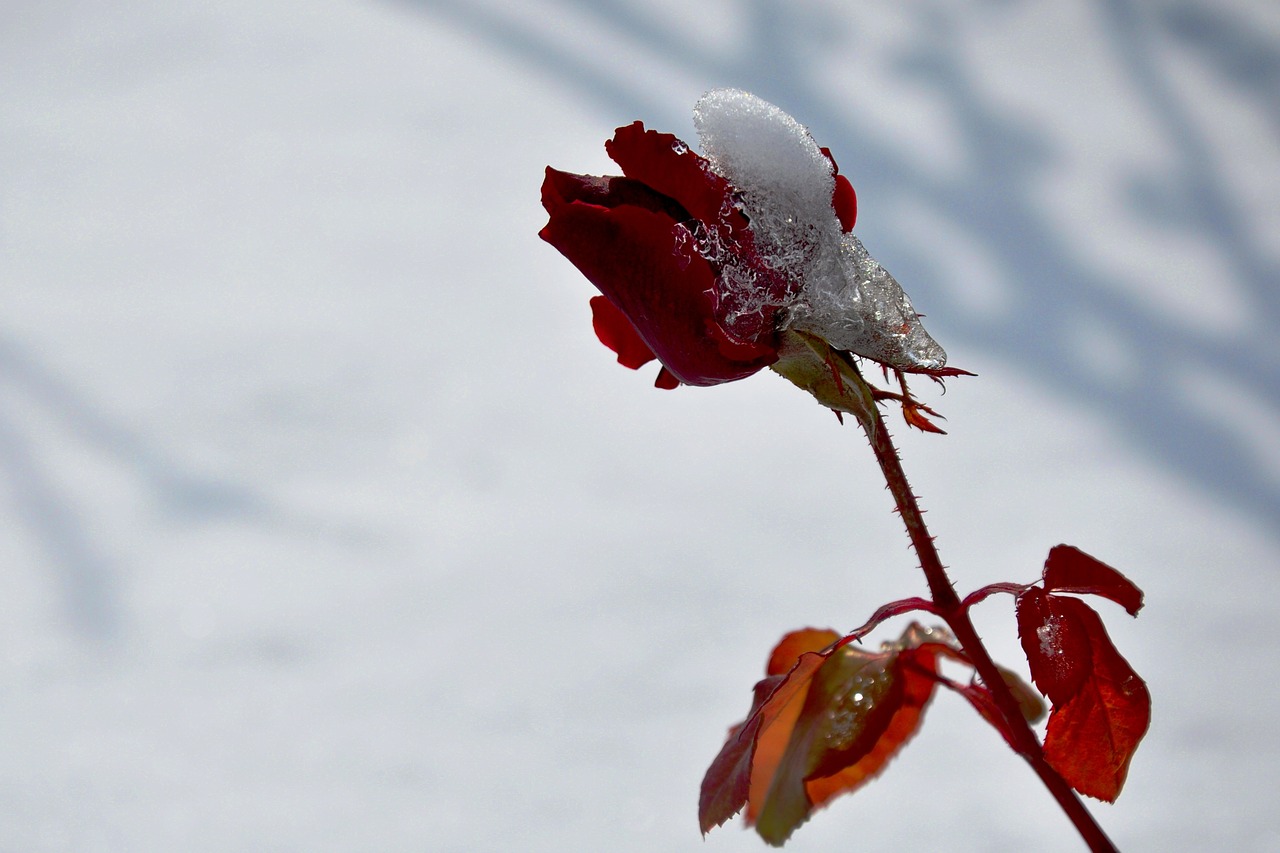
693,88,947,371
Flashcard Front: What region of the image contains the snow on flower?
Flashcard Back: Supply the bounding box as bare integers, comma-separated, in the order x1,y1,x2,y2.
540,88,950,392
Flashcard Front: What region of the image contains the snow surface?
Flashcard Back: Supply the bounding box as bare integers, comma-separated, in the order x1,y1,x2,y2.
2,1,1279,851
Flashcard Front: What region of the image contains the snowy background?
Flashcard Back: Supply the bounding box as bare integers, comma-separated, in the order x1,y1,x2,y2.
2,0,1278,850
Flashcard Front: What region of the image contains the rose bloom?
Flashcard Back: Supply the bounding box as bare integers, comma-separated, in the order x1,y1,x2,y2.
541,89,957,409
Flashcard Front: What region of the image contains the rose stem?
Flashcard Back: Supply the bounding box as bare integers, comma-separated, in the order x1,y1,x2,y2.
855,388,1119,853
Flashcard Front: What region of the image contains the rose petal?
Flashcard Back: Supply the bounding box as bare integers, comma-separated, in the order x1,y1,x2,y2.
605,122,737,228
832,174,857,232
820,148,858,233
605,122,794,349
654,366,681,389
541,165,689,222
540,181,775,385
589,295,656,370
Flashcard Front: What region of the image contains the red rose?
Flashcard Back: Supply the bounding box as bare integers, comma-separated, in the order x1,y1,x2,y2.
540,119,856,388
541,89,952,400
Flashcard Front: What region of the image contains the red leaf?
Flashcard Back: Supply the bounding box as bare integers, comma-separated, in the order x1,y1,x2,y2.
1017,592,1150,801
960,581,1031,611
802,642,940,798
697,687,768,833
998,664,1049,725
1016,588,1092,704
942,661,1047,752
750,649,898,844
947,681,1022,750
1042,545,1144,616
839,597,938,646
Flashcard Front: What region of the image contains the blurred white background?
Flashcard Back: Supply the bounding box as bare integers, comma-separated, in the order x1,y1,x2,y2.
2,0,1277,850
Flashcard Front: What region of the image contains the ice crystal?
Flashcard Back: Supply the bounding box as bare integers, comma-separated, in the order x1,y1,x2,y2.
693,88,947,371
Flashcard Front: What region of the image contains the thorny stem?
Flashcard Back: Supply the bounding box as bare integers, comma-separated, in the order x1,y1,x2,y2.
855,379,1119,853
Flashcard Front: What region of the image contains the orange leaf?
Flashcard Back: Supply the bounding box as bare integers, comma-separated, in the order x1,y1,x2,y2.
699,630,836,834
799,643,940,806
768,628,841,675
750,625,944,846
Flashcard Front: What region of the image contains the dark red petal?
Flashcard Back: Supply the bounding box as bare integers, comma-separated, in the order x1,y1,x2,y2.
819,147,858,233
541,166,689,222
540,185,775,386
589,295,656,370
654,367,680,389
1042,545,1144,616
832,174,857,232
605,124,796,350
546,166,748,387
605,122,737,227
